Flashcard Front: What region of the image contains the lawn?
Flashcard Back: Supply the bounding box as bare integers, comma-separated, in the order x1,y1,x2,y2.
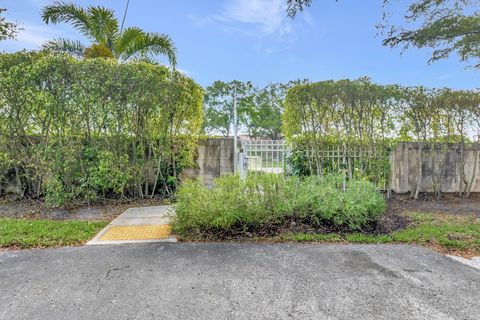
0,218,108,249
278,212,480,257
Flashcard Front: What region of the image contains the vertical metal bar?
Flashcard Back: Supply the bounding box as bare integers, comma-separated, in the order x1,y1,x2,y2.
276,141,280,174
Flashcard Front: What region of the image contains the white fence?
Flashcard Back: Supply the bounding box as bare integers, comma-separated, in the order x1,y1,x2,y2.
239,140,289,178
236,139,391,198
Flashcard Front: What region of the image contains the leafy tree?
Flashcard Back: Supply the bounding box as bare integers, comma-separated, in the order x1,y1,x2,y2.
204,80,307,139
437,89,480,197
0,8,19,41
287,0,480,67
286,0,313,18
284,80,478,199
203,80,254,137
380,0,480,67
245,83,284,139
284,78,399,183
246,81,308,139
398,87,441,199
41,1,176,65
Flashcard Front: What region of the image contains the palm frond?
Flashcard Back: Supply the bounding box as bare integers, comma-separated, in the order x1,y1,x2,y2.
114,26,143,57
42,38,86,57
41,1,91,39
86,5,118,47
129,56,159,65
116,30,177,66
41,2,176,66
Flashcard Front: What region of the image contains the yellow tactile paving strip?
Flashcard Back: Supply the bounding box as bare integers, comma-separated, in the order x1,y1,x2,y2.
100,225,172,241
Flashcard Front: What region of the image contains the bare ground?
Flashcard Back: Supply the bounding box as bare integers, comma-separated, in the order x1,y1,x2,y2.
388,192,480,216
0,198,165,221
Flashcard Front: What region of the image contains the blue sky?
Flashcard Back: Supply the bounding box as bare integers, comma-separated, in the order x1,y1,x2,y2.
1,0,478,88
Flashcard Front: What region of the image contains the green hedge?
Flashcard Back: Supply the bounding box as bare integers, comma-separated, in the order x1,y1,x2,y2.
174,174,386,236
0,51,203,205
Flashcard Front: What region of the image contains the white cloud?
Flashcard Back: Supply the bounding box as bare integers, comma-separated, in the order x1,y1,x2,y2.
176,67,193,77
187,0,314,56
219,0,290,36
189,0,303,39
17,24,60,46
302,11,315,28
0,24,66,51
27,0,51,8
187,14,215,28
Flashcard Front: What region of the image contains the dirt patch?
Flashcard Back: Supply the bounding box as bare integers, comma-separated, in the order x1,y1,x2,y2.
0,199,166,221
387,193,480,216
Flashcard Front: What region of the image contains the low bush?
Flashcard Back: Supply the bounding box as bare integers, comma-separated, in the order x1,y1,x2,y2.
174,174,386,236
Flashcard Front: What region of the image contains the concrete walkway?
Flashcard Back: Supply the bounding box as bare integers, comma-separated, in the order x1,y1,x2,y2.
87,205,176,245
448,255,480,270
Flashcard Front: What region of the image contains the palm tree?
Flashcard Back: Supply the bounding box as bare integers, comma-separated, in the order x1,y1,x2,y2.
41,1,176,66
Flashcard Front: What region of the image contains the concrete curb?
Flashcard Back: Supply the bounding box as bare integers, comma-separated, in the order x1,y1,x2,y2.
447,255,480,270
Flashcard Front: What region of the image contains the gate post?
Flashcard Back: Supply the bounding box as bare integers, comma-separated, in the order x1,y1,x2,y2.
239,149,246,180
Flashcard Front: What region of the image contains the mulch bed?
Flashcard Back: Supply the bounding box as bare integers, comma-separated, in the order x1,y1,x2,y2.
178,207,412,241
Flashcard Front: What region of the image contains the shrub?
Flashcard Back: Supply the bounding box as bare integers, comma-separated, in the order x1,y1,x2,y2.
0,52,203,205
174,174,386,236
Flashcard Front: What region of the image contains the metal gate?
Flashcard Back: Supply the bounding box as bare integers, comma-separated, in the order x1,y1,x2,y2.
238,140,289,179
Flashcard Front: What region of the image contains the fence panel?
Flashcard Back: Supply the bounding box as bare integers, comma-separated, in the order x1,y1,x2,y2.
240,140,289,177
238,140,392,198
302,144,392,191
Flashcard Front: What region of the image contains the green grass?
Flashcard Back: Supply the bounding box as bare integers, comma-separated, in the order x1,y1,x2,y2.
276,212,480,255
391,212,480,251
279,233,343,242
0,218,108,249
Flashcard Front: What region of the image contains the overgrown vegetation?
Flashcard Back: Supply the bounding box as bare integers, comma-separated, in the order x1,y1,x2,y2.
0,218,108,249
174,174,386,236
0,51,203,205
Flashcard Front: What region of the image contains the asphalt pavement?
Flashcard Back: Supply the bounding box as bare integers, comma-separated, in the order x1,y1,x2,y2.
1,243,479,320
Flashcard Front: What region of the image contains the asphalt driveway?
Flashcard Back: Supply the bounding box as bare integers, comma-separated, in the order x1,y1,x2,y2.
1,243,479,320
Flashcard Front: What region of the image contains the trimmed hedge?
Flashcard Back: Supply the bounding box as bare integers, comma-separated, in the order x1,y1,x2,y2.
0,51,203,204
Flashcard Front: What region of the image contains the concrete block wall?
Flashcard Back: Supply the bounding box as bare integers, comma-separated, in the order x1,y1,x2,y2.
184,139,480,194
391,142,480,193
181,138,235,188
